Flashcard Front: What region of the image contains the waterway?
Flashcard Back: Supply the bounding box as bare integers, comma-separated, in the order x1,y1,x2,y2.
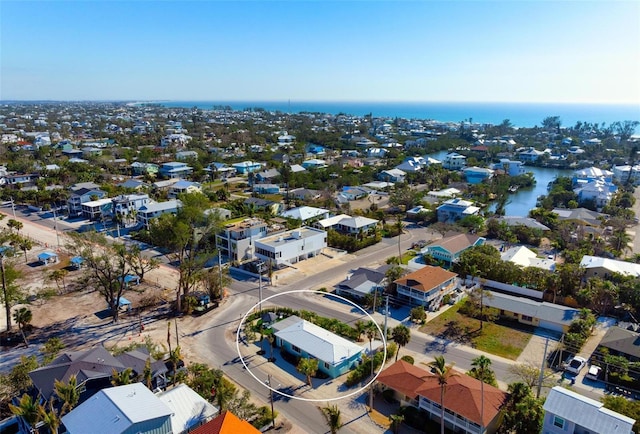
426,150,573,217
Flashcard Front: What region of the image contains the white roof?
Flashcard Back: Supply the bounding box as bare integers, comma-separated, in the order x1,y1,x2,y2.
501,246,555,270
574,167,613,178
316,214,379,229
62,383,172,434
290,164,306,172
280,206,329,221
543,386,635,434
580,255,640,277
139,199,182,213
158,384,219,433
275,319,363,365
82,198,113,207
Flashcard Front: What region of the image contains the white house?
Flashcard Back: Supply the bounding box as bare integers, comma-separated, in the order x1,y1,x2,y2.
580,255,640,279
215,218,268,262
441,152,466,170
396,156,428,173
254,226,327,267
168,180,202,198
378,168,406,183
501,246,556,271
315,214,379,235
542,386,634,434
613,164,640,185
490,159,526,176
573,167,613,185
157,384,219,433
573,180,615,208
518,147,545,162
280,206,331,223
112,193,150,217
137,200,182,228
436,198,480,223
81,198,113,220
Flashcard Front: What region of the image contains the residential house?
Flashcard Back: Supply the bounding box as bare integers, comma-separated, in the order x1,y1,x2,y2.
490,159,526,176
232,161,262,174
334,266,388,300
336,186,370,202
61,383,173,434
422,233,485,266
159,162,193,179
306,143,326,156
244,197,283,215
394,265,458,310
574,179,616,208
501,246,556,271
573,167,614,186
441,152,466,170
376,360,509,434
252,183,281,194
29,347,126,402
158,384,219,433
552,208,607,227
114,347,168,390
215,218,268,262
580,255,640,279
518,147,545,162
582,138,603,146
205,162,237,179
613,164,640,185
280,206,331,223
396,156,428,173
169,180,202,198
175,150,198,161
254,226,327,267
496,216,550,231
118,179,148,191
255,168,280,183
378,168,406,183
596,326,640,363
131,162,159,176
161,133,192,147
81,146,103,157
2,173,39,187
436,198,480,223
137,200,182,228
190,411,261,434
288,187,321,201
289,164,306,173
426,188,461,201
112,193,150,217
277,131,296,145
542,386,634,434
463,167,494,184
272,315,363,378
315,214,379,236
68,186,107,216
482,291,579,333
406,205,428,220
81,198,113,220
301,159,328,169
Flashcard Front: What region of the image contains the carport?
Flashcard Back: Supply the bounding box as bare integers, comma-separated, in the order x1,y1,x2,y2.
38,251,59,265
70,256,84,269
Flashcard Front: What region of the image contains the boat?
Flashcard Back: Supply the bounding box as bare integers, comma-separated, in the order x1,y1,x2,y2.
508,185,519,193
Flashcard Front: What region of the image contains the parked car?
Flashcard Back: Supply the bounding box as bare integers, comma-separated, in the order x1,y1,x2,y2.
564,356,587,375
585,365,602,381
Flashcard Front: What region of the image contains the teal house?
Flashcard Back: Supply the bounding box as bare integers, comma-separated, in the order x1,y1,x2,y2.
273,316,363,378
422,232,485,267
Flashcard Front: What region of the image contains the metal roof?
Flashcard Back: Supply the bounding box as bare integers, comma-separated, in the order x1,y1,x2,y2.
543,386,635,434
158,384,219,433
483,291,579,326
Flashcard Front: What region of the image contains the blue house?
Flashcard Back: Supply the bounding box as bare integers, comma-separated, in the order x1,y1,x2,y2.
232,161,262,174
273,316,363,379
159,162,193,179
422,232,485,267
253,183,281,194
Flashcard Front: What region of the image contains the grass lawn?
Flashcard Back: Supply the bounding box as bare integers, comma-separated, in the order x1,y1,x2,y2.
419,304,532,360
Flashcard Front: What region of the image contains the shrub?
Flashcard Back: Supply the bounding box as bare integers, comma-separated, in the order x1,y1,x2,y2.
400,355,414,365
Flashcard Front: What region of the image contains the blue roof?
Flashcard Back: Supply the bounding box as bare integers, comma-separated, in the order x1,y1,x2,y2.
118,297,131,306
70,256,84,264
38,251,58,260
122,275,139,283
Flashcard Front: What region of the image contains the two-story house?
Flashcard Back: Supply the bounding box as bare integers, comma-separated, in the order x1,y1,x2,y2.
315,214,379,236
68,186,107,216
442,152,466,170
394,265,458,311
137,200,183,229
159,162,193,179
422,233,485,266
436,198,480,223
254,226,327,268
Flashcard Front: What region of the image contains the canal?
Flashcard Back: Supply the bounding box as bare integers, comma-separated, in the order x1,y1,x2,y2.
426,150,574,217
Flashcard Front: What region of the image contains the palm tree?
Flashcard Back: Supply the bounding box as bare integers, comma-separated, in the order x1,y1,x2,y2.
143,358,153,388
39,400,61,434
9,393,40,428
471,355,492,433
364,321,378,380
389,413,404,434
214,377,236,411
297,357,318,387
429,356,458,434
609,228,632,256
354,320,367,342
13,307,32,347
54,375,83,415
319,404,343,434
7,219,23,233
13,236,32,263
111,367,134,386
391,324,411,362
48,269,69,293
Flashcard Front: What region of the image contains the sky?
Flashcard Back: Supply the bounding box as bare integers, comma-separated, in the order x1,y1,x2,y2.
1,1,639,104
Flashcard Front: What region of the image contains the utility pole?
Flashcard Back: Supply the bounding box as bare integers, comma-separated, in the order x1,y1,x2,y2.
267,374,276,430
52,207,61,249
218,250,223,298
383,295,389,342
537,337,550,398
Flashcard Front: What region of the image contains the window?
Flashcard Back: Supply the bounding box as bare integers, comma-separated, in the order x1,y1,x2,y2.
522,315,533,322
324,362,330,369
291,345,300,353
553,416,564,429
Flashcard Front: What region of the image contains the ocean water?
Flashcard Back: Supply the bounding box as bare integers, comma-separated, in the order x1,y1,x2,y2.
159,100,639,129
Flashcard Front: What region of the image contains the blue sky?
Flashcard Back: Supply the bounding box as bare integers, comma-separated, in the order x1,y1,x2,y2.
1,1,639,104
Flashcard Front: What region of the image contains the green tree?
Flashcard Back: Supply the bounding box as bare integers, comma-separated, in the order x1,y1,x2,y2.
601,395,640,434
6,219,23,233
41,337,65,364
9,393,40,428
469,355,495,433
38,400,61,434
297,357,319,387
54,374,83,415
13,307,32,347
389,413,404,434
391,324,411,362
499,382,544,434
429,356,458,434
0,231,24,331
319,404,343,434
410,306,426,324
111,367,134,386
48,269,69,293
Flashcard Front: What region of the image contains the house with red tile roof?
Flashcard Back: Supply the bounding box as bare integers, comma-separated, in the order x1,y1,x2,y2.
189,411,261,434
394,265,458,311
376,360,509,434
